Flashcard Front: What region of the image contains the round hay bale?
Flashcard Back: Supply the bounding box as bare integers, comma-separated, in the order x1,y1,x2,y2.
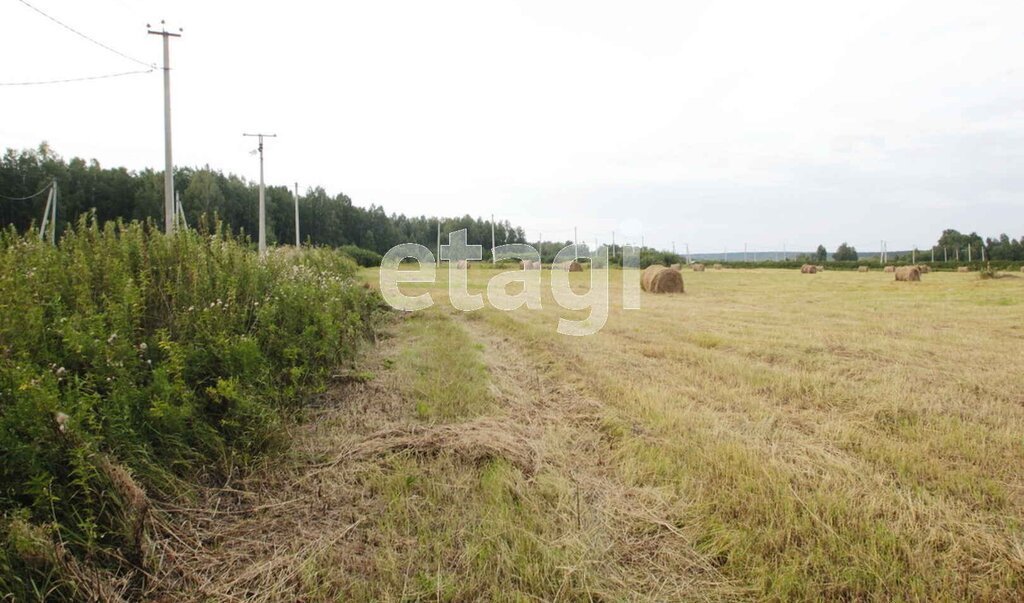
895,266,921,282
713,263,723,270
883,265,896,273
816,265,825,271
641,265,684,293
554,261,583,272
957,266,970,273
918,264,931,274
858,266,869,273
800,264,817,274
692,263,705,272
521,260,541,270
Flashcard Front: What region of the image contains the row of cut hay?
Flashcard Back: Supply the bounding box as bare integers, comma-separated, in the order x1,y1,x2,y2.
641,265,685,293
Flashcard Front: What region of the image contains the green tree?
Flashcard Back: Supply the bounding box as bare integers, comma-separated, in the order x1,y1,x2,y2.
816,244,828,262
834,242,858,261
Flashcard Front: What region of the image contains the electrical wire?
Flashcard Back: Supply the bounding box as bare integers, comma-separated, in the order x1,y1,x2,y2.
0,68,153,86
15,0,154,69
0,182,53,201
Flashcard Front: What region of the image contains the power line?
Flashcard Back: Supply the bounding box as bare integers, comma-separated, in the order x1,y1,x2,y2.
0,182,53,201
16,0,154,69
0,68,153,86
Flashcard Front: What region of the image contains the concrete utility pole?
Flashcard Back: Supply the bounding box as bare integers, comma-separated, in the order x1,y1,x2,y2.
611,231,616,258
38,180,57,244
148,21,182,234
968,245,972,262
436,222,441,260
294,182,300,247
912,248,916,264
932,248,935,262
491,214,496,265
685,243,690,264
243,133,277,255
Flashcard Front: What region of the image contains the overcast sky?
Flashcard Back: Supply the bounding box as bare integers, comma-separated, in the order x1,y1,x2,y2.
2,0,1022,253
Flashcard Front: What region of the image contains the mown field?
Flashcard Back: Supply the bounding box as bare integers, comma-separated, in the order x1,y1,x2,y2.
318,265,1023,601
10,250,1023,601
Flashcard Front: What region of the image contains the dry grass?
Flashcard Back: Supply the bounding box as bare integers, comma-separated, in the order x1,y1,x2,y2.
369,266,1024,600
152,268,1024,601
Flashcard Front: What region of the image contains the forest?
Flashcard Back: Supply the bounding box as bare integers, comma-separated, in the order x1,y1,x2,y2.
0,144,527,257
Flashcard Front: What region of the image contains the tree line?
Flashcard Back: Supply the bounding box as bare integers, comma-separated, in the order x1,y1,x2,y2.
0,144,527,256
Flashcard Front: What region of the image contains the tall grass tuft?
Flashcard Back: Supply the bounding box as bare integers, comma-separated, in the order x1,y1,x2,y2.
0,217,382,598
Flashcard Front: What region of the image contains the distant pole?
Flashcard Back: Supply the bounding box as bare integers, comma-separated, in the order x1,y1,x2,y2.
967,245,972,262
685,243,690,264
538,232,542,263
944,247,947,262
575,227,579,260
611,231,616,257
38,183,54,242
243,132,277,255
594,238,598,254
782,243,785,261
912,248,916,264
148,21,182,234
436,221,441,259
491,214,496,265
981,244,986,262
931,248,934,262
294,182,300,247
49,180,57,244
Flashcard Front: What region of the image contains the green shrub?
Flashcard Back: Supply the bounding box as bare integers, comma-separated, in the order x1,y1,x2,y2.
338,244,383,267
0,218,382,598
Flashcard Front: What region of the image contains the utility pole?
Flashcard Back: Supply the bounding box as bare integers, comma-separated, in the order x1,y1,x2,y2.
243,133,277,255
294,182,300,247
38,180,57,244
491,214,496,265
575,227,579,260
538,232,542,263
148,21,182,234
611,231,616,258
436,221,441,260
968,245,972,262
685,243,690,264
912,248,916,264
932,248,935,262
944,247,947,262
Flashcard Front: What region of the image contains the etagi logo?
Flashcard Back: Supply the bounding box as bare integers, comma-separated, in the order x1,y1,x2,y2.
379,229,641,337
